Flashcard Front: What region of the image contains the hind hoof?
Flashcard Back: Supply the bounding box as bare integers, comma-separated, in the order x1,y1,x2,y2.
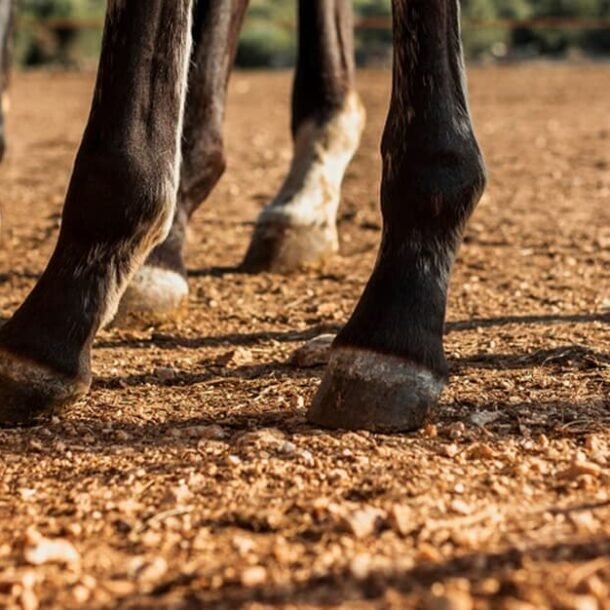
242,219,338,273
307,348,445,432
115,265,189,326
0,350,89,426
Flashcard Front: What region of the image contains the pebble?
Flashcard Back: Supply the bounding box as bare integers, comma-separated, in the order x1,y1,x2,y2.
290,334,334,367
465,443,495,460
23,529,80,567
349,553,372,580
154,366,177,382
426,590,473,610
240,565,267,587
389,504,416,536
190,424,226,440
469,410,500,427
341,506,386,539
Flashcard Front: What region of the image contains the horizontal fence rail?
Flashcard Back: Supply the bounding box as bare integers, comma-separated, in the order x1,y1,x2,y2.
15,16,610,32
357,16,610,30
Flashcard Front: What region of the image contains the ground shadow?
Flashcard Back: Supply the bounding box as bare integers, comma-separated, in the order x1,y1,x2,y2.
94,324,340,351
92,359,319,391
102,536,610,609
452,344,610,371
446,312,609,332
95,312,608,352
2,396,606,458
90,342,608,393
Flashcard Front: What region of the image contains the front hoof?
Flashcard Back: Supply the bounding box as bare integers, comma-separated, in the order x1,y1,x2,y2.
241,220,338,273
307,348,445,432
115,265,189,326
0,350,89,426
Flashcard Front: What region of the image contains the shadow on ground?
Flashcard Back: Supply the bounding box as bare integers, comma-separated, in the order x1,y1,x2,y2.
106,536,610,610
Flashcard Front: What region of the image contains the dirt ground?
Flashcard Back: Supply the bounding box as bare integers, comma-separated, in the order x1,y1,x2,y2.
0,65,608,610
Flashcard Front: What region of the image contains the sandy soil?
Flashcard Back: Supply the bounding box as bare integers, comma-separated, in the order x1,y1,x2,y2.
0,65,608,610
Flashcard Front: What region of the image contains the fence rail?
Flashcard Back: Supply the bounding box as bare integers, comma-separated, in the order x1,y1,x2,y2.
358,16,610,30
16,16,610,32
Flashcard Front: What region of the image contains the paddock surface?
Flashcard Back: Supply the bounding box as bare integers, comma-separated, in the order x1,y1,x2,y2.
0,66,608,609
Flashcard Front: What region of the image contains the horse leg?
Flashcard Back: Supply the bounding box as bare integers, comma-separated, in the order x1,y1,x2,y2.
308,0,486,431
118,0,249,321
0,0,194,425
242,0,365,272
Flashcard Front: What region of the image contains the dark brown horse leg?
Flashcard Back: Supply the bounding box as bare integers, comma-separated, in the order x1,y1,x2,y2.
117,0,248,322
0,0,194,425
242,0,365,273
308,0,486,432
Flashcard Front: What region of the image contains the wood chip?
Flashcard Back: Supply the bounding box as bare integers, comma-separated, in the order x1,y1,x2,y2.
557,461,602,480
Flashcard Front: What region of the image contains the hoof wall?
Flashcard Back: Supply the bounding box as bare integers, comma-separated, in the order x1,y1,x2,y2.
115,266,189,326
307,348,445,432
0,350,89,426
242,220,338,274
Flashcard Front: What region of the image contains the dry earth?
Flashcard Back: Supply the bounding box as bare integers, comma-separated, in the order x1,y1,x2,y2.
0,65,609,610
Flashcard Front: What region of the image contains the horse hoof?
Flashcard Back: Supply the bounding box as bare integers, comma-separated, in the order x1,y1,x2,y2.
115,265,189,326
242,220,338,273
0,350,89,426
307,347,445,432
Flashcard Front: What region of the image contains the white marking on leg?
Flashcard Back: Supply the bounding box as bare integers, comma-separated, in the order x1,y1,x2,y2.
258,91,366,229
119,265,189,314
99,3,194,327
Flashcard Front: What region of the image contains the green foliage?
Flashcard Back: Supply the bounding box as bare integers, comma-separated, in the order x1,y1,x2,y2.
20,0,105,18
11,0,610,67
236,24,295,68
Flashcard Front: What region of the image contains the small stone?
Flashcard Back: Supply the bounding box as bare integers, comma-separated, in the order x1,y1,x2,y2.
449,499,472,515
154,366,177,382
327,468,349,483
298,449,314,466
290,334,334,367
20,587,39,610
341,506,386,539
240,565,267,587
213,347,253,368
23,529,80,567
278,441,297,455
72,584,90,605
448,422,466,439
468,411,500,427
191,424,226,440
349,553,372,580
134,557,168,583
389,504,416,536
439,443,460,458
417,542,443,562
115,429,131,442
426,590,473,610
465,443,495,460
236,428,286,452
424,424,438,438
232,535,255,556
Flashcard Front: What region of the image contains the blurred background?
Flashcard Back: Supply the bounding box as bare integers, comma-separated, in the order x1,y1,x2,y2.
13,0,610,69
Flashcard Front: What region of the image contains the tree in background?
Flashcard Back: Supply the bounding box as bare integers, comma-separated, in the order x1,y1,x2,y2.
18,0,103,66
12,0,610,67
